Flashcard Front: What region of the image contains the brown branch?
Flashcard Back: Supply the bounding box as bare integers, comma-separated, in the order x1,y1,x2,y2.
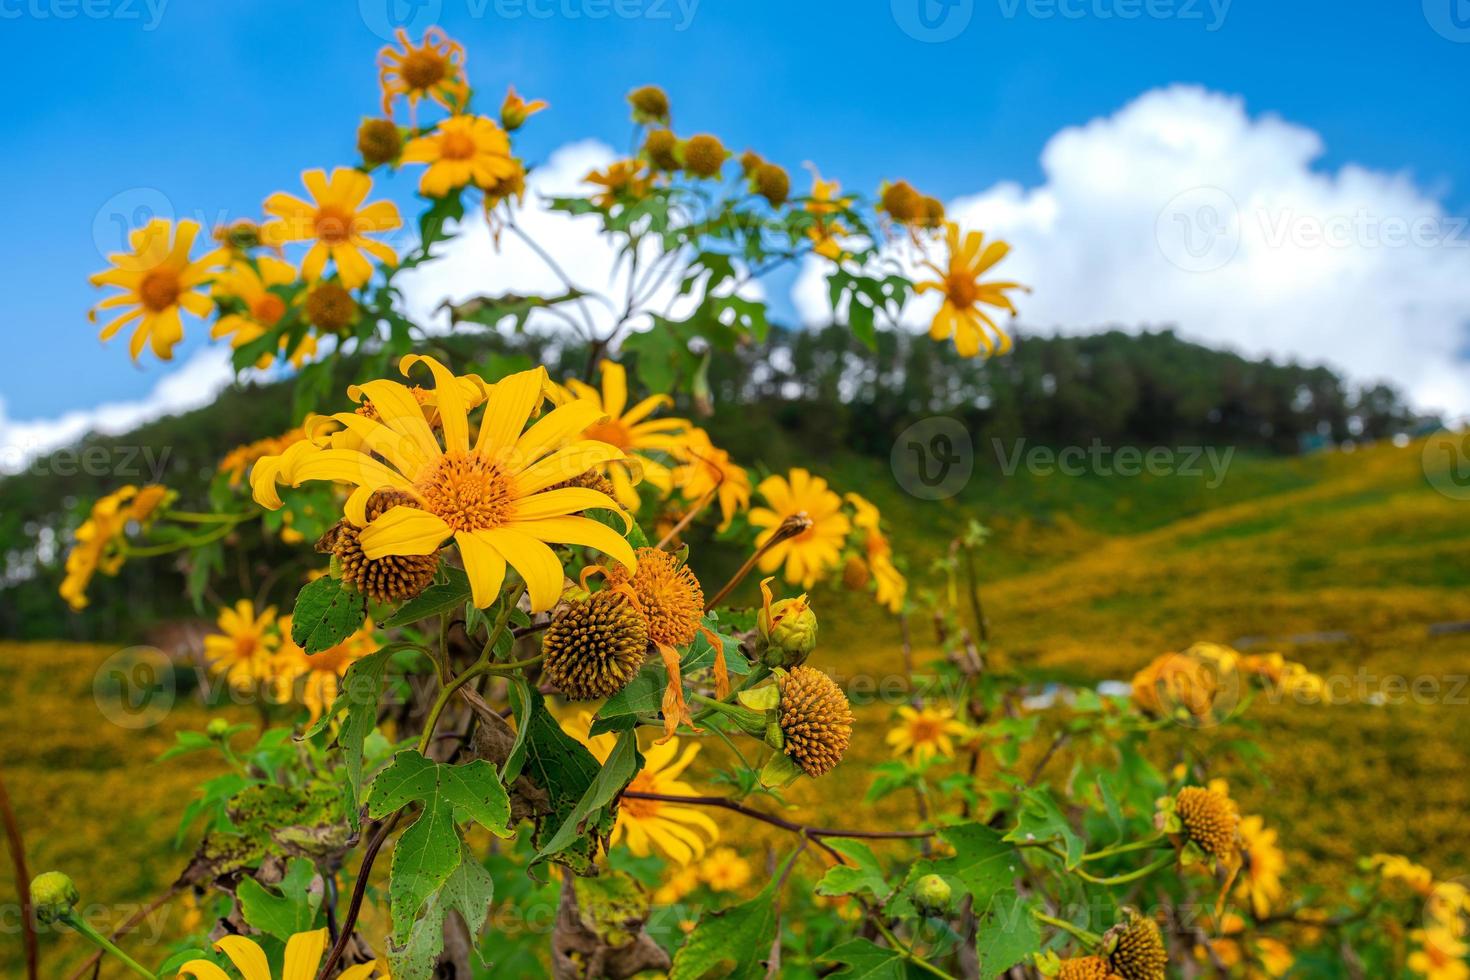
316,813,402,980
705,514,811,611
0,767,37,980
621,791,936,842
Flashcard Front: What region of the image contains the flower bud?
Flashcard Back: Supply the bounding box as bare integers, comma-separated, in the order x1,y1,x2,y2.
31,871,79,924
357,118,402,168
913,874,952,916
205,717,232,740
757,578,818,668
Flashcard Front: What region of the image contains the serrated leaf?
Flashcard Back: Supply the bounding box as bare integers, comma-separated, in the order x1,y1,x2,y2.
817,938,908,979
815,839,892,901
291,576,367,654
1004,787,1084,868
514,688,609,875
535,727,642,861
670,873,783,979
382,568,470,627
301,644,394,820
364,751,511,942
974,893,1040,979
237,857,320,941
387,841,494,980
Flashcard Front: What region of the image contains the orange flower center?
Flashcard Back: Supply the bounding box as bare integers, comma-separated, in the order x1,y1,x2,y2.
418,452,513,532
234,634,258,661
584,419,631,449
314,205,355,245
439,130,477,161
908,717,942,744
400,49,447,90
945,272,978,308
138,268,181,312
250,293,287,326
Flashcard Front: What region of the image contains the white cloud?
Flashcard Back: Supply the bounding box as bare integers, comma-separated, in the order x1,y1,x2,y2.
0,346,237,474
794,85,1470,416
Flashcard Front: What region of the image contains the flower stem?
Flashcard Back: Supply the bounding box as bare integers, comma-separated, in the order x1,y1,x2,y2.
1072,852,1175,886
1081,834,1168,862
1032,910,1103,947
60,912,156,979
418,585,525,754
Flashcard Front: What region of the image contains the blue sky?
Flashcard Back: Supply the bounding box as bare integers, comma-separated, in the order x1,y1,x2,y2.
3,0,1468,426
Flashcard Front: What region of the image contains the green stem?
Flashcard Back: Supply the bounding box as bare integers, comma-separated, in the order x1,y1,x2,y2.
61,913,156,979
122,524,235,557
417,586,525,754
1081,835,1168,862
1073,852,1175,886
868,915,959,980
162,510,254,523
1032,910,1103,947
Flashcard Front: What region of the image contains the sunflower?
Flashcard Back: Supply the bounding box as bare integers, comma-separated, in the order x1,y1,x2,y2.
1234,815,1286,917
803,165,851,261
916,222,1028,358
401,115,520,198
559,360,690,510
578,714,719,865
89,218,224,361
885,705,969,764
210,256,311,368
672,428,750,530
749,468,850,588
59,485,170,610
273,617,377,721
377,27,469,121
699,847,753,892
204,600,280,692
251,355,636,612
179,928,384,980
262,168,402,290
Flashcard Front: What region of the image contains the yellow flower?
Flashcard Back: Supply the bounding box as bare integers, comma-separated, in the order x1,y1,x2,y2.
885,705,969,763
845,492,906,613
585,159,653,209
273,618,377,721
1130,642,1240,724
916,222,1028,358
89,218,224,361
1409,927,1470,980
1370,853,1437,896
59,485,170,610
218,427,308,487
700,847,753,892
749,468,850,588
803,165,851,260
500,85,547,131
653,864,701,905
577,714,718,864
204,600,280,692
559,360,690,510
262,168,402,290
671,428,750,530
1234,815,1285,917
377,27,469,121
210,256,307,368
178,927,384,979
251,356,636,613
401,115,519,198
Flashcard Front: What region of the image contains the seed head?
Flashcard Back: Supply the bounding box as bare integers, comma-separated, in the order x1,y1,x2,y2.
643,128,680,171
542,590,649,700
607,547,704,648
777,666,853,777
1057,956,1122,980
1175,785,1240,859
1105,911,1169,980
318,490,439,604
755,163,790,207
880,180,924,223
682,133,728,178
357,118,402,167
305,282,359,334
628,85,671,124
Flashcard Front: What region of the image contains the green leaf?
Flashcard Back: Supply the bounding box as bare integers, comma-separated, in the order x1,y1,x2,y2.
237,857,321,941
382,577,470,628
815,839,892,901
301,644,395,819
387,841,495,980
974,893,1040,979
1004,787,1084,869
759,751,802,789
535,727,642,862
888,824,1019,918
670,874,782,979
817,939,908,979
364,750,511,942
290,576,367,654
514,688,610,876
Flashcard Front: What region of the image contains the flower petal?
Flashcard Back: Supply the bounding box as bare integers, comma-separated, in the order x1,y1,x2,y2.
476,367,547,457
282,928,329,980
457,530,509,608
505,516,636,570
359,505,452,558
215,935,272,980
479,527,565,612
